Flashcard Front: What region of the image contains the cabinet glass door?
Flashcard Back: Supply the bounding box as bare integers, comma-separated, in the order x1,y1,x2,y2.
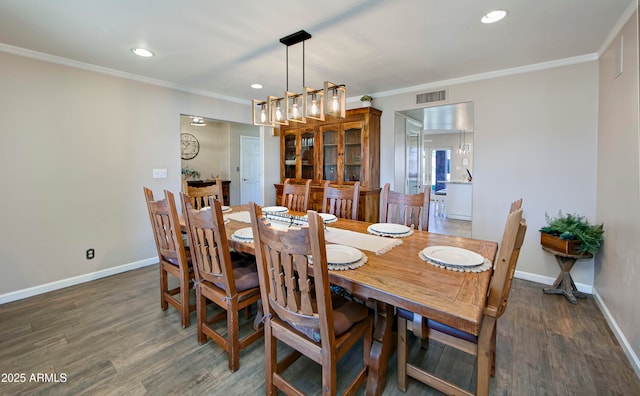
284,132,297,179
300,131,315,180
322,127,338,181
343,125,362,182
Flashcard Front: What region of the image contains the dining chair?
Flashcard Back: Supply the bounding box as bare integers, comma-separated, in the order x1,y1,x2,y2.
321,181,360,220
380,183,431,231
281,178,311,212
181,194,263,372
248,202,374,395
187,178,223,209
397,205,527,396
143,187,195,328
181,174,188,193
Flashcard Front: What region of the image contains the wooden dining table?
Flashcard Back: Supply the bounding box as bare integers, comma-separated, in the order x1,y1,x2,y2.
185,205,498,396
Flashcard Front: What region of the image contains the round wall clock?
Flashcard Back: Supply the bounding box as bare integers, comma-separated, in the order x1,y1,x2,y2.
180,133,199,160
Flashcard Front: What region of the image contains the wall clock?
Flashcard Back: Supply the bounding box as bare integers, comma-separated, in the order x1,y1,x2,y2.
180,133,199,160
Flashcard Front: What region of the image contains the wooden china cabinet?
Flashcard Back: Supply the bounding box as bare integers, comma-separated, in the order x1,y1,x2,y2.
275,107,382,222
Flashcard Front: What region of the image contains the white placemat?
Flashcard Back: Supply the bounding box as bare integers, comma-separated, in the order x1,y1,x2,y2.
324,227,402,255
418,250,493,273
224,211,251,223
328,254,368,271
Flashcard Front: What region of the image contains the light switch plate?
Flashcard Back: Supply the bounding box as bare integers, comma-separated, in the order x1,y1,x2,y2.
152,168,167,178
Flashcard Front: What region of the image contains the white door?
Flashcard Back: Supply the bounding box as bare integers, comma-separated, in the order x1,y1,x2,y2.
240,136,262,204
405,118,423,194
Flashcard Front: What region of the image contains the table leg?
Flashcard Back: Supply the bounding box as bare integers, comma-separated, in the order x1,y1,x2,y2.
542,256,587,304
365,301,394,396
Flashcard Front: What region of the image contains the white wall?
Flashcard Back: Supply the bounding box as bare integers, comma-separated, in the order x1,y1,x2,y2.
372,61,599,288
0,50,265,297
596,9,640,374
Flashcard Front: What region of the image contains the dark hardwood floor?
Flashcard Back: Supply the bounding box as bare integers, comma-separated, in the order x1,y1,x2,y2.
1,264,639,395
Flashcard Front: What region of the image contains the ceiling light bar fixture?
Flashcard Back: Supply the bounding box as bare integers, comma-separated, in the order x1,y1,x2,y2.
252,30,345,127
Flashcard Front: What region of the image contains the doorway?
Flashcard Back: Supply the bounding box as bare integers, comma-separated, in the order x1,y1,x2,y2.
179,115,261,205
396,102,474,237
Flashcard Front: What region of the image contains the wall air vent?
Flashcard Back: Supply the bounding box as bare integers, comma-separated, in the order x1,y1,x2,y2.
416,90,447,104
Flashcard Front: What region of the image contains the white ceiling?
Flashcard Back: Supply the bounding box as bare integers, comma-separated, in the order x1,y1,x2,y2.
0,0,633,103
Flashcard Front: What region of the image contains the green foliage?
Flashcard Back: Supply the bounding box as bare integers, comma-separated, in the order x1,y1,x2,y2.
540,211,604,255
181,167,200,179
360,95,373,102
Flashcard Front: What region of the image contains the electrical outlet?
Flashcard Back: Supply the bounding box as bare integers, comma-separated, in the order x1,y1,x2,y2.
86,248,95,260
152,168,167,178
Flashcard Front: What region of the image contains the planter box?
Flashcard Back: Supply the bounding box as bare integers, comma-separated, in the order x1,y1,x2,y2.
540,232,581,255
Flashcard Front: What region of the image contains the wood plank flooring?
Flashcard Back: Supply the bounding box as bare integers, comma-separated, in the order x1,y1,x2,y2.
2,264,639,395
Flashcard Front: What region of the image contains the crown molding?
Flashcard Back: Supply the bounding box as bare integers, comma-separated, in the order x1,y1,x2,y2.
598,1,638,56
0,42,250,105
348,53,598,101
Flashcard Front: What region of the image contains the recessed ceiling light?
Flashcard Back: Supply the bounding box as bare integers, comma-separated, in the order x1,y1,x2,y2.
481,10,508,24
131,48,154,57
190,116,206,126
251,83,263,89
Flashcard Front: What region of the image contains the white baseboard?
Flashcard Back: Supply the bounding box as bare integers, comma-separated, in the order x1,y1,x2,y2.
515,270,640,380
0,257,158,305
593,289,640,379
514,269,593,294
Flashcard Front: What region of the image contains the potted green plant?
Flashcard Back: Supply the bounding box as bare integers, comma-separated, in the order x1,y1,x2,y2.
360,95,373,107
540,211,604,256
181,166,200,181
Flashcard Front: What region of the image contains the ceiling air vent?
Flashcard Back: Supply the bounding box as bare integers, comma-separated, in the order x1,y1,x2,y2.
416,90,446,104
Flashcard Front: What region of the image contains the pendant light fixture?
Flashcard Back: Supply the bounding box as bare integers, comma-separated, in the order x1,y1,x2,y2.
252,30,345,127
457,130,468,154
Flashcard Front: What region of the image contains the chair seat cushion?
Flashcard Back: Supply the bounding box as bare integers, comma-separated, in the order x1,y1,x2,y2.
291,294,369,343
212,255,259,292
162,247,192,266
396,307,478,344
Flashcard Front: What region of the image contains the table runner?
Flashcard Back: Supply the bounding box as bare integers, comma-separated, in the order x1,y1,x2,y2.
324,227,402,255
224,211,251,223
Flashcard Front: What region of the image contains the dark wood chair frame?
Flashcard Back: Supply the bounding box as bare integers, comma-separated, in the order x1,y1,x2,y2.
181,194,263,372
380,183,431,231
321,181,360,220
143,188,195,328
249,202,374,395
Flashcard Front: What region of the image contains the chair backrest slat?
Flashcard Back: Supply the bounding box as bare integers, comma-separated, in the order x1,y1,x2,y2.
187,179,223,210
380,183,430,230
485,207,527,318
281,178,311,212
144,188,188,267
321,181,360,220
250,203,334,340
181,193,236,295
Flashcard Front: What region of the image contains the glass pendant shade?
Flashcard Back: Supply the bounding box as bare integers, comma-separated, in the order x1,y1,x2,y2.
304,87,324,120
286,91,305,123
324,81,346,118
252,99,273,127
268,96,289,126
